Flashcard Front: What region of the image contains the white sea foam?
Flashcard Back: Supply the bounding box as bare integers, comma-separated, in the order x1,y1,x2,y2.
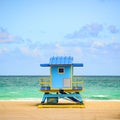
0,98,41,102
84,98,120,102
0,98,120,102
92,95,108,98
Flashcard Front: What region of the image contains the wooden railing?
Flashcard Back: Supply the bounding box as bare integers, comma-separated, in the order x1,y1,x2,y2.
40,76,84,91
72,76,84,90
40,77,51,90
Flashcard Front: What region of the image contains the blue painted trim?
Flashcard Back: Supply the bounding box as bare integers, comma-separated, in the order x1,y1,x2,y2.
72,63,83,67
40,63,83,67
41,93,83,103
43,93,80,97
40,64,50,67
49,56,73,65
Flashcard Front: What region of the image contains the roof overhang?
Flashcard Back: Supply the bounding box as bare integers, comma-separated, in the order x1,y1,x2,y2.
72,63,83,67
40,56,84,67
40,63,83,67
40,64,50,67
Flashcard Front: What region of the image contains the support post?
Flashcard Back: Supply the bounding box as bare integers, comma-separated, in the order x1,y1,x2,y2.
41,92,84,104
41,93,48,103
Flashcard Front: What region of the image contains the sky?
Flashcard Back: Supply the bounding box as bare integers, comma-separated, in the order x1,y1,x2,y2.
0,0,120,75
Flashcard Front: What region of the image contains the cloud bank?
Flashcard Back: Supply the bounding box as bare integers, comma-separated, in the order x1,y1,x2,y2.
108,25,119,34
0,24,120,75
65,23,119,39
0,27,24,44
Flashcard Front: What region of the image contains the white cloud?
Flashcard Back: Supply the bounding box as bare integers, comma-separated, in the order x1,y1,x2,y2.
0,32,14,43
65,23,103,39
108,25,119,34
65,23,119,41
54,43,65,55
20,47,42,57
33,48,42,56
0,27,24,44
91,41,106,47
52,43,83,61
1,38,120,75
0,48,8,54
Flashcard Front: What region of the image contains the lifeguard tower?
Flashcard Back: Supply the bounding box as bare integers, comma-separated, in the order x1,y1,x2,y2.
38,56,84,108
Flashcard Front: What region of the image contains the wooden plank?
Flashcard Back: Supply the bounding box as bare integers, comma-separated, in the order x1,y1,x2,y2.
40,89,83,92
38,103,85,108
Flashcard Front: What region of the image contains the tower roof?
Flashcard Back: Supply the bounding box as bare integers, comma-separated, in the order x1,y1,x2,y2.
40,56,83,67
49,56,73,65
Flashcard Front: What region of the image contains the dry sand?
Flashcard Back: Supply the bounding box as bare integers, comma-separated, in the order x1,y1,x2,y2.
0,101,120,120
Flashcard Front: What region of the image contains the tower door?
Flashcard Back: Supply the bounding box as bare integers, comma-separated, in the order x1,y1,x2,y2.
63,78,71,88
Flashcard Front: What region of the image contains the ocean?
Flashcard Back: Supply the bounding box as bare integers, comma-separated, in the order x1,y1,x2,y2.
0,76,120,101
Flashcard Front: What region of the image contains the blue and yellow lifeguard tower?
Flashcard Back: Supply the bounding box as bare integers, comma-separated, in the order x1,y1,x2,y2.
39,56,84,108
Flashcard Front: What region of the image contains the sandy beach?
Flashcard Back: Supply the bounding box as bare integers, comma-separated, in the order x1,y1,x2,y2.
0,101,120,120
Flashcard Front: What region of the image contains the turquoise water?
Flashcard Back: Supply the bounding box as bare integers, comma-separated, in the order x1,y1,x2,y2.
0,76,120,100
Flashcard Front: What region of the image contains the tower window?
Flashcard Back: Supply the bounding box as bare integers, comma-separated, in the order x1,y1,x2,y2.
58,67,64,74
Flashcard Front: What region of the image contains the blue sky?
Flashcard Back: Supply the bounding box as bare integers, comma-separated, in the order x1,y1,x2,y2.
0,0,120,75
